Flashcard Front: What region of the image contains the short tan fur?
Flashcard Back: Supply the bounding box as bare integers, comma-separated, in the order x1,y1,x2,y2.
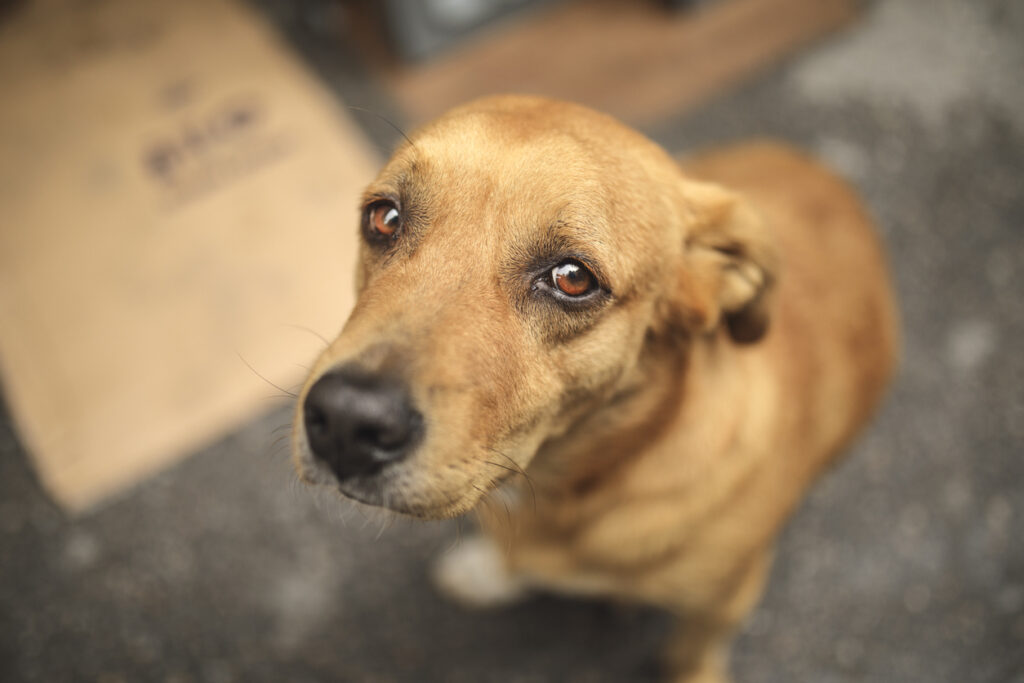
292,96,899,683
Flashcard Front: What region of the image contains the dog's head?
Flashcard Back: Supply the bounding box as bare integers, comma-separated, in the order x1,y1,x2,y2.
292,96,777,518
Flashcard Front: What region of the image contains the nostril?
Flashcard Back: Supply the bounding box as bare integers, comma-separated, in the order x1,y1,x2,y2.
304,403,327,437
356,425,399,451
358,409,423,451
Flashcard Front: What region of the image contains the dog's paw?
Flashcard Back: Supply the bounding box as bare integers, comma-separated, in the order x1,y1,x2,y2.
432,535,528,608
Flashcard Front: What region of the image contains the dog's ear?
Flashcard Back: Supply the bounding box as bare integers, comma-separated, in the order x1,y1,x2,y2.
668,180,778,344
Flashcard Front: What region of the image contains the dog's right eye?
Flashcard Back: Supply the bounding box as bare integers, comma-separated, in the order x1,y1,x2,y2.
365,200,401,241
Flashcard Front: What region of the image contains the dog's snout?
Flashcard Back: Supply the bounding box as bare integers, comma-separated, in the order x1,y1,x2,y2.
303,368,424,481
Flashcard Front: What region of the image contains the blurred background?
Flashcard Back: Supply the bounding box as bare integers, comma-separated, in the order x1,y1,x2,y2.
1,0,1022,681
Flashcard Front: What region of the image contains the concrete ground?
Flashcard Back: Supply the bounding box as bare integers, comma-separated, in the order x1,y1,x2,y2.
2,0,1023,681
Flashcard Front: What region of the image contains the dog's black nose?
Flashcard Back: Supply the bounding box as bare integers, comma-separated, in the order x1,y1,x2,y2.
302,367,423,481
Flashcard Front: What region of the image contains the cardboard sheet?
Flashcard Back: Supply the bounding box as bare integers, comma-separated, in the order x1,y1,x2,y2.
0,0,379,512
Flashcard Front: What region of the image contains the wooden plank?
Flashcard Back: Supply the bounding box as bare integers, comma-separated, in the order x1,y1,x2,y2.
380,0,860,127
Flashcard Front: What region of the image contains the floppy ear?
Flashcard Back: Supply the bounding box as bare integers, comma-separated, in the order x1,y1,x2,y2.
670,180,779,344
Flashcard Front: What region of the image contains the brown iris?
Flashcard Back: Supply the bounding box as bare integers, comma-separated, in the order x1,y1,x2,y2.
369,201,401,238
551,260,595,297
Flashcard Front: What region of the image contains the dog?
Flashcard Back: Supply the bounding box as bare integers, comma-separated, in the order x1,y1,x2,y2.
291,95,899,682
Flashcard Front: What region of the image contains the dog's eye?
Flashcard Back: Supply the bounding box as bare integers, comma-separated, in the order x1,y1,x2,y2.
366,201,401,240
551,260,596,297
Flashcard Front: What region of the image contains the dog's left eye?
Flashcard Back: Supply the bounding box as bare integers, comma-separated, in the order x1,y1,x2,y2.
550,260,597,297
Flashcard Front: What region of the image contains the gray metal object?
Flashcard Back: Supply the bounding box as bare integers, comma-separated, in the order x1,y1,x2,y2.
377,0,558,61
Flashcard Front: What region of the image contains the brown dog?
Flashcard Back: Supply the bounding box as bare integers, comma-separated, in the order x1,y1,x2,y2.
291,95,898,682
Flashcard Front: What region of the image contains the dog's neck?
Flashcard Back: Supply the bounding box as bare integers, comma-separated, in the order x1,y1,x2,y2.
527,333,742,501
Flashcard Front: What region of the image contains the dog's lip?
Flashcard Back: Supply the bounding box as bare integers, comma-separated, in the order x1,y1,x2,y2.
334,484,466,519
331,473,486,519
335,479,384,507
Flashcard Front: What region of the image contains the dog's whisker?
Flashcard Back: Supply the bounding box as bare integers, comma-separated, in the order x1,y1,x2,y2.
484,447,531,480
280,322,331,349
346,105,416,150
322,492,353,529
374,514,390,540
374,489,399,539
332,496,350,527
486,476,514,530
496,488,514,531
236,351,298,398
486,448,537,514
354,501,375,531
482,460,518,477
286,472,306,505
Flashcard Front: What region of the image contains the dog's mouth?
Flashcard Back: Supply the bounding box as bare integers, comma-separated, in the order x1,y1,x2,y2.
335,469,501,520
293,425,519,519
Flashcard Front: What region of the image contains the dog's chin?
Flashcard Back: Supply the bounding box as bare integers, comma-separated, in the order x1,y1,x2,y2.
311,471,483,524
334,480,483,519
294,462,485,519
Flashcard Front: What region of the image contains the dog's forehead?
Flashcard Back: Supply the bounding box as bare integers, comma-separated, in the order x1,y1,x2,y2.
413,117,600,196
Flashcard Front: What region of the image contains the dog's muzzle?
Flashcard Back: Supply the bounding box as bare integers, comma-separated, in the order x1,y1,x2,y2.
302,365,424,482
